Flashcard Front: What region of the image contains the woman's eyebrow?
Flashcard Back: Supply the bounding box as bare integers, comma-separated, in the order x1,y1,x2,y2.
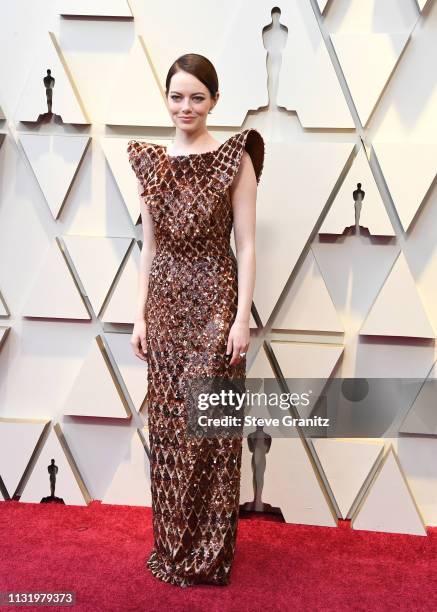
169,91,205,95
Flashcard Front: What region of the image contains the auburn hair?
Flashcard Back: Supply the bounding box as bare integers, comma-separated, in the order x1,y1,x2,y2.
165,54,219,99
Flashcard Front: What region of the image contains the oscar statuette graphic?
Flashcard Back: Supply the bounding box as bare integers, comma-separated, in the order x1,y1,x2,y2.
37,68,62,123
40,458,65,504
353,182,365,233
44,69,55,113
241,425,279,514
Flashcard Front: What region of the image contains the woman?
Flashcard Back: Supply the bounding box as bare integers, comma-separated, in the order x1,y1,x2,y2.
127,53,264,587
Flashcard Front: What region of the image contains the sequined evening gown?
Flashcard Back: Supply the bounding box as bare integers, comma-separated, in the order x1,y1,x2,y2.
127,128,264,587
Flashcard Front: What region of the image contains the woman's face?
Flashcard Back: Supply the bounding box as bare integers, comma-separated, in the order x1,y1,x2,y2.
167,70,217,131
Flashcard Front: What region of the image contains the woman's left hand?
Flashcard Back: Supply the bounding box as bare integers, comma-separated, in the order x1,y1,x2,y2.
226,320,250,366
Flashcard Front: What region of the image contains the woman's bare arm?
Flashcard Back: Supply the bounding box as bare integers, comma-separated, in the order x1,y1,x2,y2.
231,151,257,324
227,150,257,365
131,181,156,360
135,181,156,320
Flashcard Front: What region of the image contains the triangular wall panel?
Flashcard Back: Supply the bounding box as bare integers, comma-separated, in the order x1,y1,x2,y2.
271,340,344,419
101,242,141,324
352,446,427,536
19,134,90,219
19,423,92,506
105,332,148,414
102,429,152,506
400,361,437,435
273,249,343,334
332,33,410,127
105,36,172,127
21,240,91,320
63,336,130,418
63,236,131,317
277,2,354,127
252,141,354,325
373,142,437,232
271,341,344,380
262,438,337,527
360,252,435,339
0,418,49,499
320,146,394,236
14,32,89,124
313,439,384,518
312,241,401,335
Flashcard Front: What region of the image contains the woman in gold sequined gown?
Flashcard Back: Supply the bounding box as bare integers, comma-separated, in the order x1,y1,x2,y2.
127,54,264,587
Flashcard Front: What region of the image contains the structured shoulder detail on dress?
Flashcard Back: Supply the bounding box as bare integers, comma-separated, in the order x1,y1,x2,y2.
240,128,265,184
216,128,265,191
126,139,160,196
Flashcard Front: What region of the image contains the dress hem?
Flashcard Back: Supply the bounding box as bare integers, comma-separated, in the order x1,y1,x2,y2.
146,549,231,588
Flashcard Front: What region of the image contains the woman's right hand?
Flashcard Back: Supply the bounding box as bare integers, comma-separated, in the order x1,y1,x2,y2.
131,319,147,362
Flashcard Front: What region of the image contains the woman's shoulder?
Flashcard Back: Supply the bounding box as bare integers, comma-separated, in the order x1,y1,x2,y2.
126,139,163,185
229,128,264,145
126,139,164,175
127,139,161,160
221,128,265,185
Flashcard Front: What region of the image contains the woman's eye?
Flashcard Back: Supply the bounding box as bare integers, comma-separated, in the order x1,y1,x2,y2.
170,95,204,102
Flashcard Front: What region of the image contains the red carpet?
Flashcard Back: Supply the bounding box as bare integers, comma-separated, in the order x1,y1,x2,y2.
1,500,437,611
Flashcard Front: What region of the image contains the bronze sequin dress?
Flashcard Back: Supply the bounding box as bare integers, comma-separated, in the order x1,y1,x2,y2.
127,128,264,587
